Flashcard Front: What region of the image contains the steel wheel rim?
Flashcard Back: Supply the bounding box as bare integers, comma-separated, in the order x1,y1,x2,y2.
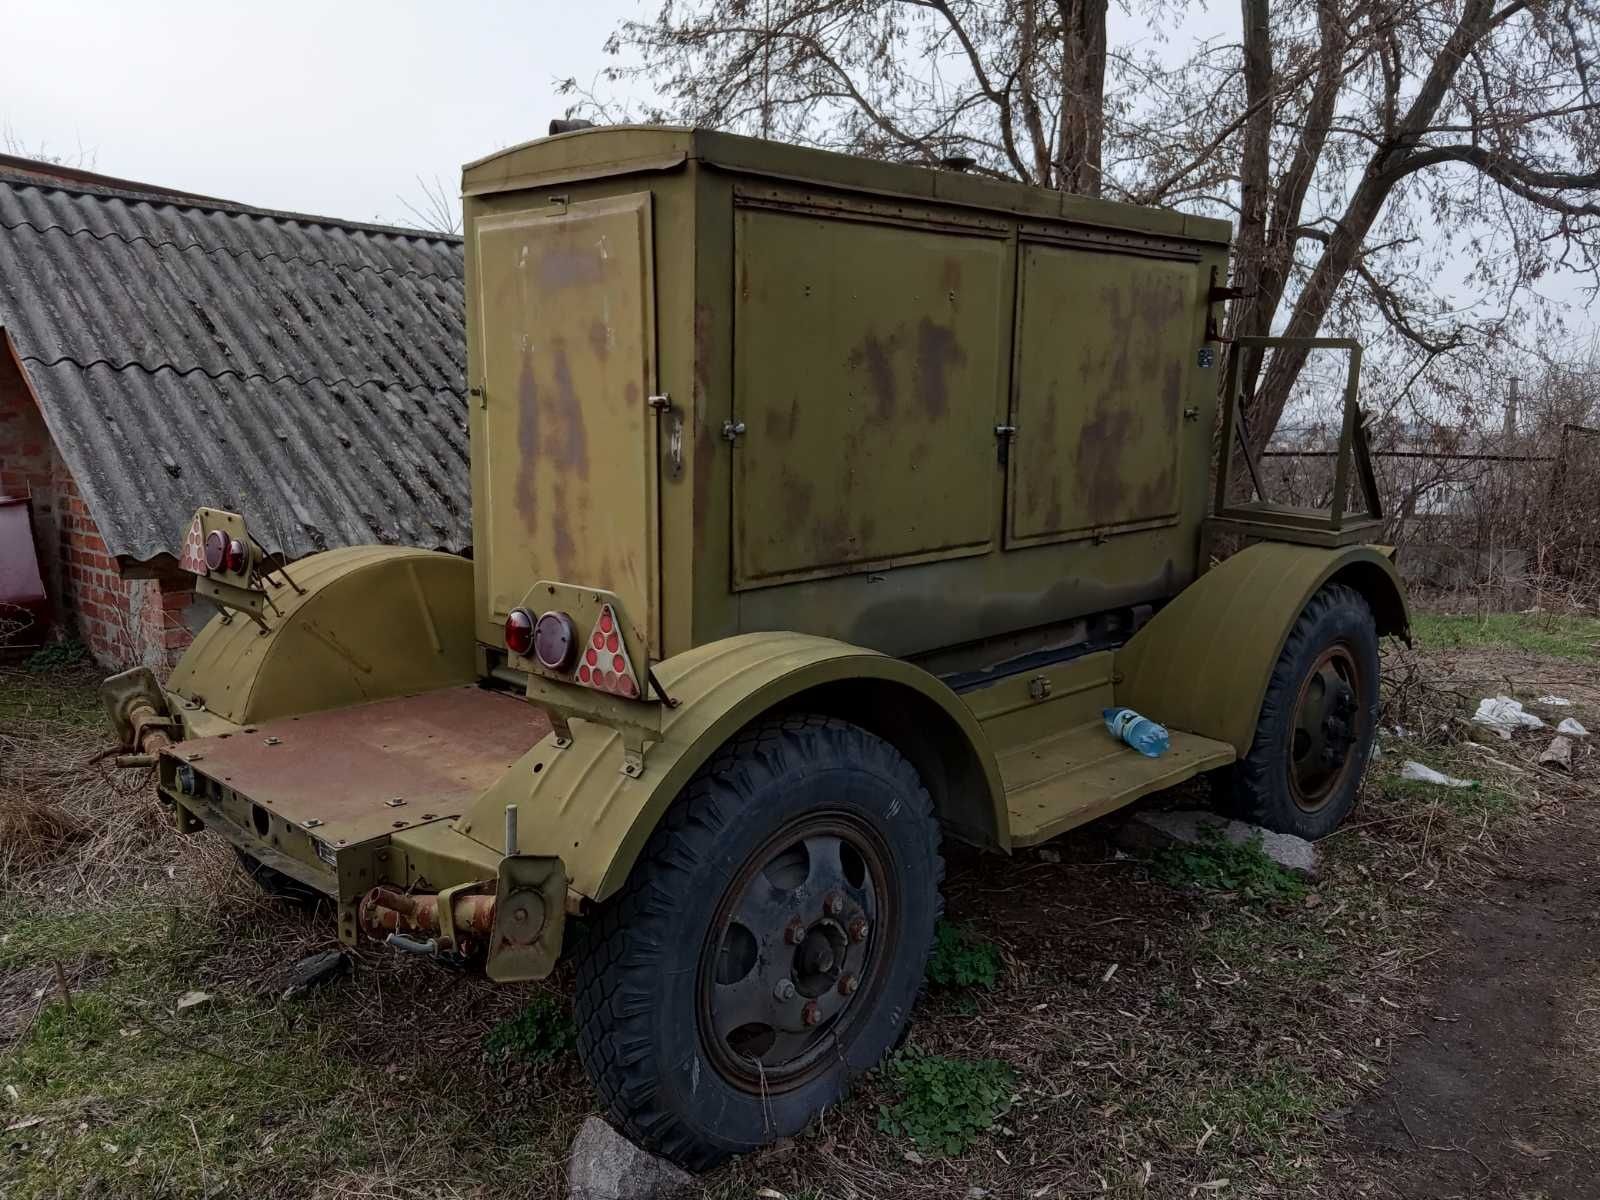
1287,642,1365,812
696,810,895,1094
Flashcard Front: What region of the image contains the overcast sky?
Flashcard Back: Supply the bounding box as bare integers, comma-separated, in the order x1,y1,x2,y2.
4,0,1592,342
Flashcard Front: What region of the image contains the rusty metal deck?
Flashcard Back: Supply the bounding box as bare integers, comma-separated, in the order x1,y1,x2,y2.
169,685,551,846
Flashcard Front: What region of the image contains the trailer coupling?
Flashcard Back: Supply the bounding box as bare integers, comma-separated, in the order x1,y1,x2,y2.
354,852,570,982
100,666,177,767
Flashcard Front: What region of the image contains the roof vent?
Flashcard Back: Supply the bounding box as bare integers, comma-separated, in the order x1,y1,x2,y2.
549,119,597,136
939,155,977,173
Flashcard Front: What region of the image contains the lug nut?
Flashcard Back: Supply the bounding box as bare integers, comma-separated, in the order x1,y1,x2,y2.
847,916,869,943
773,978,796,1002
838,973,858,996
802,1001,821,1026
784,919,806,945
824,892,844,917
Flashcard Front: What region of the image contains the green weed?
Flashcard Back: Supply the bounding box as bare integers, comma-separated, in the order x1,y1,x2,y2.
925,919,1002,990
484,994,576,1064
876,1048,1014,1156
1153,826,1307,903
1412,612,1600,660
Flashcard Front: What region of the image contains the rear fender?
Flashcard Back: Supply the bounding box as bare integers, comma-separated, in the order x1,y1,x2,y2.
454,632,1007,903
165,546,477,729
1115,542,1409,755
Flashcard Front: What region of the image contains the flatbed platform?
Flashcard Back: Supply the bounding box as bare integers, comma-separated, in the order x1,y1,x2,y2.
165,685,551,847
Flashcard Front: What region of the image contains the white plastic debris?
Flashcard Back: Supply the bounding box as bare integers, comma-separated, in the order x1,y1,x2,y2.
1537,695,1573,706
1472,695,1547,739
1400,761,1478,789
175,990,213,1012
1557,717,1589,737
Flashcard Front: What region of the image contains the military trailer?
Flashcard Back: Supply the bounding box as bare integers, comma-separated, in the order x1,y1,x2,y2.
102,125,1406,1169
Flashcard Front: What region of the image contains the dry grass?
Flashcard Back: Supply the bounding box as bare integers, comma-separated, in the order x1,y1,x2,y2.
1,621,1597,1199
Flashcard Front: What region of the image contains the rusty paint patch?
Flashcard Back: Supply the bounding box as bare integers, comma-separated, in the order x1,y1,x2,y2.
515,348,542,529
538,240,606,290
847,333,899,422
914,319,965,420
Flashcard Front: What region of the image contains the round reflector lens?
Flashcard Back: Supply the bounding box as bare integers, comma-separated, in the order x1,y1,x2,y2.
203,529,228,572
505,608,535,657
532,611,578,672
225,537,249,574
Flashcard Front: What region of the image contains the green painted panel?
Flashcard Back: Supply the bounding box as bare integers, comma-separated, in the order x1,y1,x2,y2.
1007,246,1198,545
731,206,1008,588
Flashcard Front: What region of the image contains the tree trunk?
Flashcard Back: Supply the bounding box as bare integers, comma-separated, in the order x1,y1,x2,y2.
1057,0,1109,196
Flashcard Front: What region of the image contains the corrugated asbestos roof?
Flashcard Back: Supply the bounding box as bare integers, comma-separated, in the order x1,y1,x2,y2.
0,165,469,563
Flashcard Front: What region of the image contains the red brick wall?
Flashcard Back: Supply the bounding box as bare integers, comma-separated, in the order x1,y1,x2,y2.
2,352,194,668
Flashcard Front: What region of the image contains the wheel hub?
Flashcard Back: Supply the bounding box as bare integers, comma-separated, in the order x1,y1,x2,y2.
698,815,890,1093
1288,643,1366,812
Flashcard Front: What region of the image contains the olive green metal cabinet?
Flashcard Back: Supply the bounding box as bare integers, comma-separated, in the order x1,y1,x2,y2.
461,128,1233,670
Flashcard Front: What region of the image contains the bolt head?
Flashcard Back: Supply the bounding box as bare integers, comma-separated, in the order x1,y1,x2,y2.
773,979,796,1002
838,973,858,996
824,892,845,917
784,919,806,945
512,906,529,924
848,916,869,943
802,1001,821,1026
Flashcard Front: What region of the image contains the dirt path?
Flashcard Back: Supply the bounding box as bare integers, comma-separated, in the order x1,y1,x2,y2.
1344,804,1600,1198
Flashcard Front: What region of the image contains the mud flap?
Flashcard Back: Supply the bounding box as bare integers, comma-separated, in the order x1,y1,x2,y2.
486,855,568,982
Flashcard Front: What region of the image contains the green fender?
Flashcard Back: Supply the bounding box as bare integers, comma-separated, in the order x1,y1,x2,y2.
1115,542,1410,755
166,546,477,730
453,631,1008,902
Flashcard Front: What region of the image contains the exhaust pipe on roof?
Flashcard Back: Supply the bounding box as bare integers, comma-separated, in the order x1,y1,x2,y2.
549,118,597,136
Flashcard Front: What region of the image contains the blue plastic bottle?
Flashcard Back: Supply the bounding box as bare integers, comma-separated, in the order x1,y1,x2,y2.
1103,707,1170,758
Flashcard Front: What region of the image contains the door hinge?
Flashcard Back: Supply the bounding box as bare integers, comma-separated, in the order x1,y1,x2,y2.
470,385,485,410
722,420,747,443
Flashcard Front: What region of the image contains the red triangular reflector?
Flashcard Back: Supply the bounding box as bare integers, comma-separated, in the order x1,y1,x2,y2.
177,515,208,575
574,603,641,699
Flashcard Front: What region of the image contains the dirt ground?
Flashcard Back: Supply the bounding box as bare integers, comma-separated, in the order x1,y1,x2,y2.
1343,762,1600,1198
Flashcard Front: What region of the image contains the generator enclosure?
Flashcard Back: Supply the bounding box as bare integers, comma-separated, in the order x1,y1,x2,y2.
463,127,1233,673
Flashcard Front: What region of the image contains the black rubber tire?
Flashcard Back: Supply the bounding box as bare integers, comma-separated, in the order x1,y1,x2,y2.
1223,582,1379,840
232,847,323,905
573,714,944,1171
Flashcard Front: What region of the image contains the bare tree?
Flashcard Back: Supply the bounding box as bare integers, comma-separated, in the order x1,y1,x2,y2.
566,0,1120,195
398,174,461,236
1127,1,1600,450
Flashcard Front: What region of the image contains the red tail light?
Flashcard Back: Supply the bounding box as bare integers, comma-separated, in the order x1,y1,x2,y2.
203,529,228,572
225,537,249,574
505,608,535,656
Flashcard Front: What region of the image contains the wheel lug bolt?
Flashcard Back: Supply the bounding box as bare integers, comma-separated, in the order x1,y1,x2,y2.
802,1001,821,1026
773,978,796,1002
847,916,869,942
784,919,806,945
838,973,858,996
823,892,844,917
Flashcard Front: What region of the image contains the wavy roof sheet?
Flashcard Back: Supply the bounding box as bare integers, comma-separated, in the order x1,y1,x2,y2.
0,165,468,563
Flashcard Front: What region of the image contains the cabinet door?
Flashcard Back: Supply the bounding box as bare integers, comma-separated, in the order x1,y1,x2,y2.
1007,245,1197,546
731,205,1008,589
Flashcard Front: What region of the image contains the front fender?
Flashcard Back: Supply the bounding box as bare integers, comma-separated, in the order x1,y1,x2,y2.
453,632,1007,903
1115,542,1409,755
